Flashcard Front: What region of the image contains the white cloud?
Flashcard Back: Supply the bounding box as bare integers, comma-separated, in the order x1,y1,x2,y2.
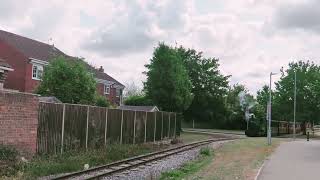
1,0,320,94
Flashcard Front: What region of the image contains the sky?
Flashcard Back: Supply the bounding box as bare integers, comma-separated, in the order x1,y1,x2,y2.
1,0,320,94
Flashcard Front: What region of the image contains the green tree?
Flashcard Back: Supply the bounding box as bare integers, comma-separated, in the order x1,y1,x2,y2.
124,95,153,106
36,56,97,104
273,61,320,133
144,43,193,112
224,84,248,129
176,47,229,127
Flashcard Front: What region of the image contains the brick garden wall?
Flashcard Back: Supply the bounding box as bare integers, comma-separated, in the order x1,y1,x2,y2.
0,90,39,155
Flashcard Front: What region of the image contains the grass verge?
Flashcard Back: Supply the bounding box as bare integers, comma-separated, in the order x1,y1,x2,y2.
1,143,163,179
160,146,213,180
161,137,284,180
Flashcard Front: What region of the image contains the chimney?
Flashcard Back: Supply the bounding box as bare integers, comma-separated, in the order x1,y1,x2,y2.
98,66,104,72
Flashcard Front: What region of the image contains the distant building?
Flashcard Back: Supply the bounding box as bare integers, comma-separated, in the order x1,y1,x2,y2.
0,30,124,105
118,105,159,112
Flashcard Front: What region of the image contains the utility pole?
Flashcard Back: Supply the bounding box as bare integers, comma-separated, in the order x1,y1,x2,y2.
293,70,297,140
268,72,277,145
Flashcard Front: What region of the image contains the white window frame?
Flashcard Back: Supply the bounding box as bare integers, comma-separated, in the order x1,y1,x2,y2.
32,64,44,80
104,84,110,95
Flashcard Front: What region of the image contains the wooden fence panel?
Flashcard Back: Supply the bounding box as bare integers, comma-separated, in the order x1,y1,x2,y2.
122,110,135,144
37,103,63,154
106,109,122,144
162,112,169,139
135,111,146,143
37,102,180,154
169,113,175,138
63,104,87,150
88,107,106,148
146,112,155,142
155,112,162,141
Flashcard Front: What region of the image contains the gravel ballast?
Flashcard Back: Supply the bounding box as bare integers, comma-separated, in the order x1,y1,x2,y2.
102,140,232,180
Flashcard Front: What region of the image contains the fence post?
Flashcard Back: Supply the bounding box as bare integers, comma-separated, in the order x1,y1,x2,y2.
85,106,89,151
145,111,147,143
120,110,123,144
168,113,171,138
133,111,136,144
161,112,164,140
174,113,177,138
60,104,66,154
154,112,156,143
104,108,108,147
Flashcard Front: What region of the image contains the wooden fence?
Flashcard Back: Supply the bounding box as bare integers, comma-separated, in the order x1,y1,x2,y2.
37,102,181,154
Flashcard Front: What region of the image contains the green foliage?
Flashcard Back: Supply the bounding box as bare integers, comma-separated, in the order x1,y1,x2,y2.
36,56,97,104
200,147,211,156
178,47,229,126
144,43,193,112
160,147,213,180
124,95,153,106
0,145,18,161
0,145,20,177
11,144,154,178
273,61,320,123
95,96,111,107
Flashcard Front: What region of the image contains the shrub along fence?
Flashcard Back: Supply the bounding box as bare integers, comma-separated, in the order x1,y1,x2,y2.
37,102,181,154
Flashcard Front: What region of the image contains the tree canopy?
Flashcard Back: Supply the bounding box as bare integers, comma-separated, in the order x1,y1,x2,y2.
144,43,193,112
177,46,230,126
36,56,97,104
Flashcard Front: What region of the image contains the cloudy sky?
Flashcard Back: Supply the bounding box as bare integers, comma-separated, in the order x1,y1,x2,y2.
1,0,319,94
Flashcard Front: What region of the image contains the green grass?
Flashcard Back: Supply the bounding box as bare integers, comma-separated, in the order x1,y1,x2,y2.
2,144,160,179
179,132,214,143
160,147,213,180
183,128,245,135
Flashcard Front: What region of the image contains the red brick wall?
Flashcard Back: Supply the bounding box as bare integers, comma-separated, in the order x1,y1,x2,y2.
0,90,39,155
96,83,120,105
0,40,28,92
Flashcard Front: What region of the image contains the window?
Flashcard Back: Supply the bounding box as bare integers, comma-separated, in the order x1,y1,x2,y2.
32,64,43,80
104,85,110,94
116,88,122,97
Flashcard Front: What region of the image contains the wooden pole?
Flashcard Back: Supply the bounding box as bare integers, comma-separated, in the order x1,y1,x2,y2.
174,113,177,138
133,111,136,144
60,104,66,154
104,108,108,147
85,106,89,150
120,110,123,144
154,112,156,143
168,113,171,137
161,112,164,140
144,111,147,143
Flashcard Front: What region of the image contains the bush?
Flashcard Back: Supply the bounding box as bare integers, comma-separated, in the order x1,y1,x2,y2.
124,95,153,106
0,145,20,177
200,147,211,156
0,145,18,161
95,96,111,107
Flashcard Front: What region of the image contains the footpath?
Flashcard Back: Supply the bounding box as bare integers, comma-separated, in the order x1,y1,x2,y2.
258,139,320,180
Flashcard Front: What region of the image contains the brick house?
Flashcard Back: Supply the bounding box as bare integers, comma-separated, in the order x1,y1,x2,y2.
0,30,124,105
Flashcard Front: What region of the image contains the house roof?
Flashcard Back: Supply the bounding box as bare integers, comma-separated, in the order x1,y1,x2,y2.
118,105,159,112
0,30,66,61
39,96,62,103
0,29,124,87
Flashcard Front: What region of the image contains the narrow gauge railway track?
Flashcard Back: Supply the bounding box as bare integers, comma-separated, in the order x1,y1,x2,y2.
52,138,235,180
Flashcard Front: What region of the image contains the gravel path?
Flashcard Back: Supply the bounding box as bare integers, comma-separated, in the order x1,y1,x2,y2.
102,140,232,180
